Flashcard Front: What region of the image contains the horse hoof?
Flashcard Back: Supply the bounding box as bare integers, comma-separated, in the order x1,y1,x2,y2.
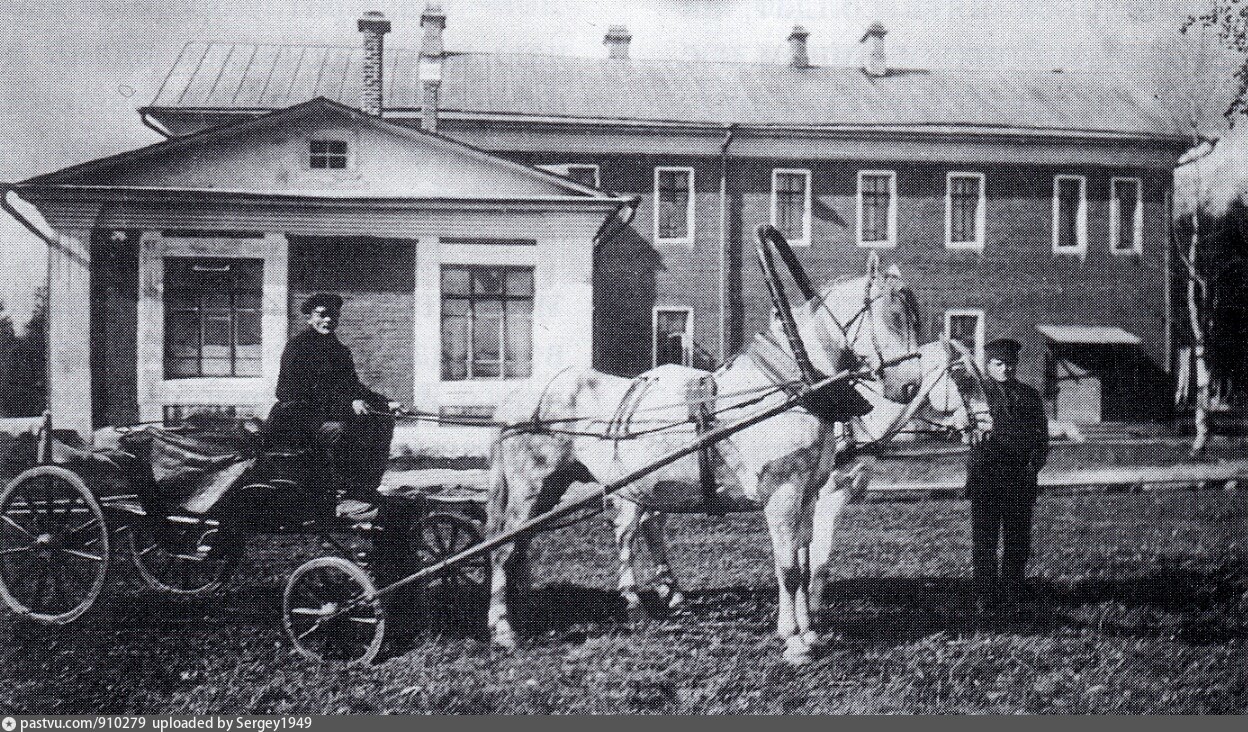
661,588,686,609
491,625,518,651
802,630,821,649
783,637,813,666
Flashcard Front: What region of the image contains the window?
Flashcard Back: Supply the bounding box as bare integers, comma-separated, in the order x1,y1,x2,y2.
653,308,692,367
770,169,812,245
441,265,533,380
654,167,695,244
857,170,897,247
946,172,986,249
164,258,263,378
945,309,986,368
309,139,347,169
1111,177,1143,254
1052,175,1087,254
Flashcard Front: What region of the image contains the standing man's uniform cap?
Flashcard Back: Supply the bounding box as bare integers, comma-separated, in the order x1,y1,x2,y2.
301,293,344,315
984,337,1023,363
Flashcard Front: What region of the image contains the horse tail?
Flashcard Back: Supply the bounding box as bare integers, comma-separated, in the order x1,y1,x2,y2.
485,434,509,538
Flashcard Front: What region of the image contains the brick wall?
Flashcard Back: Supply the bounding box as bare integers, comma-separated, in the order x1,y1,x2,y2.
90,233,140,427
287,237,416,404
509,151,1174,417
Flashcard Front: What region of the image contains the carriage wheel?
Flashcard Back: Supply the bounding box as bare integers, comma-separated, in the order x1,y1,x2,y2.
284,556,386,665
415,512,487,590
128,517,241,595
0,466,110,624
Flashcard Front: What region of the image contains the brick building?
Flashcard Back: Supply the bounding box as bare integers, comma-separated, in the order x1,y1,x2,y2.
8,8,1191,435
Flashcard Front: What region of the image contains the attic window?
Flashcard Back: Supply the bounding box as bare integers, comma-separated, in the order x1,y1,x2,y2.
310,139,347,169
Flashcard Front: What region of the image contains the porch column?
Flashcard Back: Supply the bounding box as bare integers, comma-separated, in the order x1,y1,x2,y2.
47,228,93,439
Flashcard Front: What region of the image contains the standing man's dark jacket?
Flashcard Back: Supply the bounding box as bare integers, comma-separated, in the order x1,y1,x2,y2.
275,328,386,422
968,379,1049,496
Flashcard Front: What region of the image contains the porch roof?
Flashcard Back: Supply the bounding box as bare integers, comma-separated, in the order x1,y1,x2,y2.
1036,324,1142,346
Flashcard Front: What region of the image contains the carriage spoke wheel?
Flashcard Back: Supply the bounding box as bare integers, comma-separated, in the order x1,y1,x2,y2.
0,466,109,624
415,512,487,591
284,556,385,665
128,517,240,595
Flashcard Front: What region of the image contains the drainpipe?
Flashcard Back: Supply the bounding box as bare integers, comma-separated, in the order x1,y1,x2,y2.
139,109,173,139
717,123,736,364
2,185,56,431
592,196,641,246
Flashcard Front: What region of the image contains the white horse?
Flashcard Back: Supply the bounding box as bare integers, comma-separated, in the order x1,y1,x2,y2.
485,251,924,665
608,339,968,626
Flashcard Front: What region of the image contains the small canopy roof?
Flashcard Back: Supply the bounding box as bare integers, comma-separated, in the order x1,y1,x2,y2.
1036,324,1142,346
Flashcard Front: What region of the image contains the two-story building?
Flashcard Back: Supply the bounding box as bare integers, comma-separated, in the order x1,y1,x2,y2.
8,7,1189,436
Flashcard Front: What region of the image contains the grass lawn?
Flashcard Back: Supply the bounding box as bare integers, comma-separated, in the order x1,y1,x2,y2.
0,487,1244,714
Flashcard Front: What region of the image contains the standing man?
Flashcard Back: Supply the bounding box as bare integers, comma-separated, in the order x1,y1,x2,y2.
271,293,399,519
966,337,1049,615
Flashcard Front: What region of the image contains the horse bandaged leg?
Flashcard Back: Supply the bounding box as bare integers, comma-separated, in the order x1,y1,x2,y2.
764,480,815,666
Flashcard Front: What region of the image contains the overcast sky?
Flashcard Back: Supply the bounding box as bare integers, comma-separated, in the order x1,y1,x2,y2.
0,0,1239,318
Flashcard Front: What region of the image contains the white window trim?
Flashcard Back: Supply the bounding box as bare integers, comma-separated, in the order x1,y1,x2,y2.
1052,174,1088,255
652,306,693,368
536,163,601,188
856,169,898,248
945,171,986,250
770,168,813,246
945,308,986,369
136,232,288,423
304,129,357,171
654,166,696,246
1110,176,1144,255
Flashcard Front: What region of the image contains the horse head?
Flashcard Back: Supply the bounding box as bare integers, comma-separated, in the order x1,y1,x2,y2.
789,251,923,403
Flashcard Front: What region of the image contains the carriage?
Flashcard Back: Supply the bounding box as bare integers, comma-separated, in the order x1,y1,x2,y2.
1,225,942,666
0,411,488,632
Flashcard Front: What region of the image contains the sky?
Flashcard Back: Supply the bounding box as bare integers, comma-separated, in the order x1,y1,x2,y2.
0,0,1240,320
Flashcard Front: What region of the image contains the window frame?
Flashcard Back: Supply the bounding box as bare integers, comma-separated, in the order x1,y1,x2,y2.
439,264,535,382
856,169,898,248
945,171,987,250
1052,174,1088,255
308,138,350,170
652,306,693,368
945,308,986,369
653,166,696,246
770,168,813,246
1110,176,1143,255
162,257,265,380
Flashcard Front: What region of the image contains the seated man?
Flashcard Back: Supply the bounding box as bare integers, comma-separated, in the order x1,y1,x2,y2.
269,293,400,520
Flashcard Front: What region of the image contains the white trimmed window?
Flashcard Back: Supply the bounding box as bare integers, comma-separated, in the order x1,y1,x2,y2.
945,172,986,250
771,168,812,246
1111,177,1143,255
653,307,692,367
164,258,264,378
945,309,986,368
537,163,601,188
309,139,348,169
1052,175,1087,255
654,167,695,245
857,170,897,248
441,265,534,380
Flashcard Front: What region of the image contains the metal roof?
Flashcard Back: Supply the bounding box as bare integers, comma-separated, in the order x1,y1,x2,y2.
148,42,1187,139
1036,325,1142,345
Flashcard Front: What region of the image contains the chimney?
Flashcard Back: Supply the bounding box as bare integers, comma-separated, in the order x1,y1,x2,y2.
860,21,888,77
604,25,632,60
357,10,391,116
787,25,810,68
419,3,447,132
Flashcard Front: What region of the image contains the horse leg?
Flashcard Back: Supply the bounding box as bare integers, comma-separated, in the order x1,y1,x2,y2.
610,497,648,623
764,481,813,666
638,507,685,609
809,457,874,620
487,459,542,651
